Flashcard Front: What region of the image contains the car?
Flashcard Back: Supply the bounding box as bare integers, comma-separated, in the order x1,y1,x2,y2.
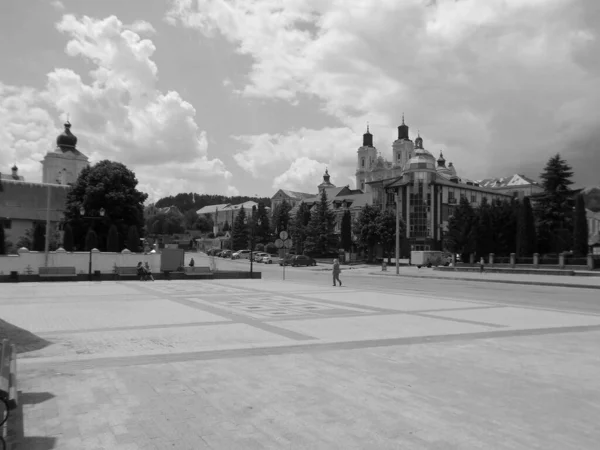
279,255,316,267
220,250,232,258
252,252,269,262
262,254,278,264
232,249,251,260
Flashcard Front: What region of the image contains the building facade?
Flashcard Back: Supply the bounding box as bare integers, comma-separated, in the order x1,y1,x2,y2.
0,122,89,249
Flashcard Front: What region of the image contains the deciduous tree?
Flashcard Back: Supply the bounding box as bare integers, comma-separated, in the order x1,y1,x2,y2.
304,190,338,256
107,225,119,252
572,194,589,256
446,197,477,262
516,197,537,257
353,204,381,262
63,223,75,251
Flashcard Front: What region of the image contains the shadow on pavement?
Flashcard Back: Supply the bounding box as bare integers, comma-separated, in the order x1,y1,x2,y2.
0,319,52,354
9,391,57,449
20,392,55,406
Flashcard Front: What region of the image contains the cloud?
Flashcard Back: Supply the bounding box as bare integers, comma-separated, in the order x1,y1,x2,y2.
127,20,157,35
50,0,64,10
272,157,327,192
0,14,237,202
168,0,600,186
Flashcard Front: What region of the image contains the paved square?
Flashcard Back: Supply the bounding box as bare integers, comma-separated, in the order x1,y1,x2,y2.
3,279,600,449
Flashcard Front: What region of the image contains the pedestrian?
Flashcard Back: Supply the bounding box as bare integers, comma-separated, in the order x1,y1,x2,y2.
136,262,147,281
333,259,342,287
479,257,485,273
144,261,155,281
189,258,195,267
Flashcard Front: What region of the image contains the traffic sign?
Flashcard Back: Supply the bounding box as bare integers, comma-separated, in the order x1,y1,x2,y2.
275,239,284,248
279,231,288,240
283,239,293,249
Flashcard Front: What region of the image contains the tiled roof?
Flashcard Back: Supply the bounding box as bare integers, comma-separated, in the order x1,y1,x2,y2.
280,190,314,200
476,174,540,188
0,179,70,222
196,203,231,214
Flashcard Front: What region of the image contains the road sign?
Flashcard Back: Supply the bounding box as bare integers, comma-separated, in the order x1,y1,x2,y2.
283,239,293,249
279,231,288,240
275,239,284,248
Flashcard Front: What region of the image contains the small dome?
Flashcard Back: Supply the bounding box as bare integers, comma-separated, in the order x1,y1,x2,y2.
406,154,436,171
448,162,457,177
11,164,17,171
56,122,78,150
415,134,423,149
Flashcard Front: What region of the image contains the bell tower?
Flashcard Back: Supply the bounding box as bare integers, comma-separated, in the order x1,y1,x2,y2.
42,121,89,185
356,124,377,192
392,114,414,170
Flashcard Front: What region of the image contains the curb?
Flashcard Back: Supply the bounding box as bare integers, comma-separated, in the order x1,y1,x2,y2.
366,272,600,290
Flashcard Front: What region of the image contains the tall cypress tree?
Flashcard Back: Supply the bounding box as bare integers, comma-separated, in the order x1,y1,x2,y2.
572,193,589,256
0,223,5,255
475,197,493,258
232,207,248,251
107,224,120,252
127,226,140,252
516,197,537,257
63,223,75,251
340,209,353,252
304,190,338,256
33,223,46,251
85,228,98,251
535,153,574,253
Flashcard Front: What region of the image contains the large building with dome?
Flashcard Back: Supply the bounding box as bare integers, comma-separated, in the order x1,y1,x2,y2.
0,122,88,247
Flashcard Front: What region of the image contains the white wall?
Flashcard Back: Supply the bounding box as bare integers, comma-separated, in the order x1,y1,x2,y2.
0,249,162,275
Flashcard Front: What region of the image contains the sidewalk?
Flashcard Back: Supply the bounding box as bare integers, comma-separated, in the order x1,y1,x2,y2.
359,265,600,289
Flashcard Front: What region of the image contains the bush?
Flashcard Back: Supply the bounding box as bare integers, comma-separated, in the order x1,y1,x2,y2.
265,242,277,254
207,232,215,239
255,243,265,252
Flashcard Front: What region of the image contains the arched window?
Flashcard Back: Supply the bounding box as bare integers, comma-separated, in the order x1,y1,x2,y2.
361,157,365,168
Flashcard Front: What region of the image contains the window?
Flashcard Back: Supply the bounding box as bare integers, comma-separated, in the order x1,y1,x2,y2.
387,191,396,205
471,194,476,203
0,219,11,229
361,181,365,190
397,153,401,160
361,157,365,168
408,180,431,238
448,190,455,200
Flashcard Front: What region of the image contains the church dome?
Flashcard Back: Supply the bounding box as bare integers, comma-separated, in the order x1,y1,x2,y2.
406,154,436,171
56,122,78,150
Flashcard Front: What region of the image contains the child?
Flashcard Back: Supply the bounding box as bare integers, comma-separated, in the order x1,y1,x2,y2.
144,261,155,281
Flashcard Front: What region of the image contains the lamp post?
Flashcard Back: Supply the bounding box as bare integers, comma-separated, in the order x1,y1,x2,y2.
79,206,106,281
395,191,400,275
247,212,262,279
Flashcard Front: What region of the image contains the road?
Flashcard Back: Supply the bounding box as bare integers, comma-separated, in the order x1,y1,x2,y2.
198,253,600,315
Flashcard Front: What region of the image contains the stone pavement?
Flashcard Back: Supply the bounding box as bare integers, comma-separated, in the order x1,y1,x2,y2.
4,280,600,449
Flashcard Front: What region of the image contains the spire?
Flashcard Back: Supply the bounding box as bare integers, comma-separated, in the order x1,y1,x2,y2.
397,114,409,140
415,130,423,149
324,168,330,183
362,123,373,147
437,150,446,167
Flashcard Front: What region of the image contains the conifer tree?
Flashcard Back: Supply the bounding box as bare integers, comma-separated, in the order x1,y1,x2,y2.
255,202,271,244
291,202,311,254
304,190,338,255
232,207,248,251
446,197,477,262
85,228,98,251
63,223,75,251
353,204,381,262
572,193,589,256
126,226,140,252
340,209,353,252
33,223,46,251
0,223,5,255
516,197,537,257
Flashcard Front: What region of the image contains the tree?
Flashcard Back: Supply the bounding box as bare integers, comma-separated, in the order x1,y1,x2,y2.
535,154,574,253
304,190,338,256
271,200,291,237
291,202,311,254
0,223,5,255
63,223,75,251
64,160,148,251
474,197,493,258
516,197,537,257
127,225,140,252
222,220,230,232
85,229,98,251
195,215,213,233
446,197,477,262
353,204,381,262
572,194,589,256
255,202,271,244
340,209,352,252
183,210,198,230
107,224,119,252
232,207,248,250
266,242,277,254
33,223,46,251
377,209,403,264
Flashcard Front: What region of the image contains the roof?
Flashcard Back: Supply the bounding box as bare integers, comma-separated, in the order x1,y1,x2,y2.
0,179,71,222
476,174,540,188
0,173,24,181
196,203,231,215
274,189,314,200
157,206,183,216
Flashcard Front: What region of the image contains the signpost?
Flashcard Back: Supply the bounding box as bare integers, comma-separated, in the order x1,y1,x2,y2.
275,231,293,280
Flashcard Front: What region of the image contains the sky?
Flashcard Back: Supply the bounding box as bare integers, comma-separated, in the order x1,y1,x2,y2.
0,0,598,203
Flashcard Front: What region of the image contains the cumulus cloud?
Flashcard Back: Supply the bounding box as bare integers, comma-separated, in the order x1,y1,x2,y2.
272,157,327,192
168,0,600,187
50,0,64,10
0,14,236,202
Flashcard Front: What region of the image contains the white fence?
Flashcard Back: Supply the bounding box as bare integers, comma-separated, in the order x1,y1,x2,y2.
0,248,162,275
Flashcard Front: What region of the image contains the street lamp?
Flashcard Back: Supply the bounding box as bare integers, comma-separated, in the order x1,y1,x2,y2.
79,206,106,281
247,214,262,279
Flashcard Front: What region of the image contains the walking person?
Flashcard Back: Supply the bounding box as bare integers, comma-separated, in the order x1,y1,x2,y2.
479,257,485,274
333,259,342,287
144,261,155,281
189,258,195,267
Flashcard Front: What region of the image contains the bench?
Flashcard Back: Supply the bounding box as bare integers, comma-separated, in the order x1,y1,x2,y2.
184,266,211,275
0,339,18,449
116,267,141,278
39,266,76,277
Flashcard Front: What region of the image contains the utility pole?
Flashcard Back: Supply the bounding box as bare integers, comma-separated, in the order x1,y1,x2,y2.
395,191,400,275
44,184,52,267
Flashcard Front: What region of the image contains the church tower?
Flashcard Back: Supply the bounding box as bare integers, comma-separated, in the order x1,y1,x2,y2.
392,114,414,170
318,168,336,194
356,125,377,192
42,121,89,185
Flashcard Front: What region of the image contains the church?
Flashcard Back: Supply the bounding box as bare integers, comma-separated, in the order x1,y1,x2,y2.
357,118,515,255
0,122,89,247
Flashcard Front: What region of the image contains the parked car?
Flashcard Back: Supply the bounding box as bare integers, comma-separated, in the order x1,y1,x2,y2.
262,254,278,264
220,250,232,258
232,249,251,260
279,255,316,267
252,252,269,262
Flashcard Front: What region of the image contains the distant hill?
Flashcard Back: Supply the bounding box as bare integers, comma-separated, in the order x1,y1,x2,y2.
154,193,271,213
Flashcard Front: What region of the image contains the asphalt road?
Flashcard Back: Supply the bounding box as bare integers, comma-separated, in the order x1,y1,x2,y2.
190,253,600,316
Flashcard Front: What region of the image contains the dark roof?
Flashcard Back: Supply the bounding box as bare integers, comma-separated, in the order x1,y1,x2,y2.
0,179,70,222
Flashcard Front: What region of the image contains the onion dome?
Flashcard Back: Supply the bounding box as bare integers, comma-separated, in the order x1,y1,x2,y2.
448,162,457,177
437,151,446,167
362,124,373,147
56,121,78,151
397,113,409,140
414,132,423,149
